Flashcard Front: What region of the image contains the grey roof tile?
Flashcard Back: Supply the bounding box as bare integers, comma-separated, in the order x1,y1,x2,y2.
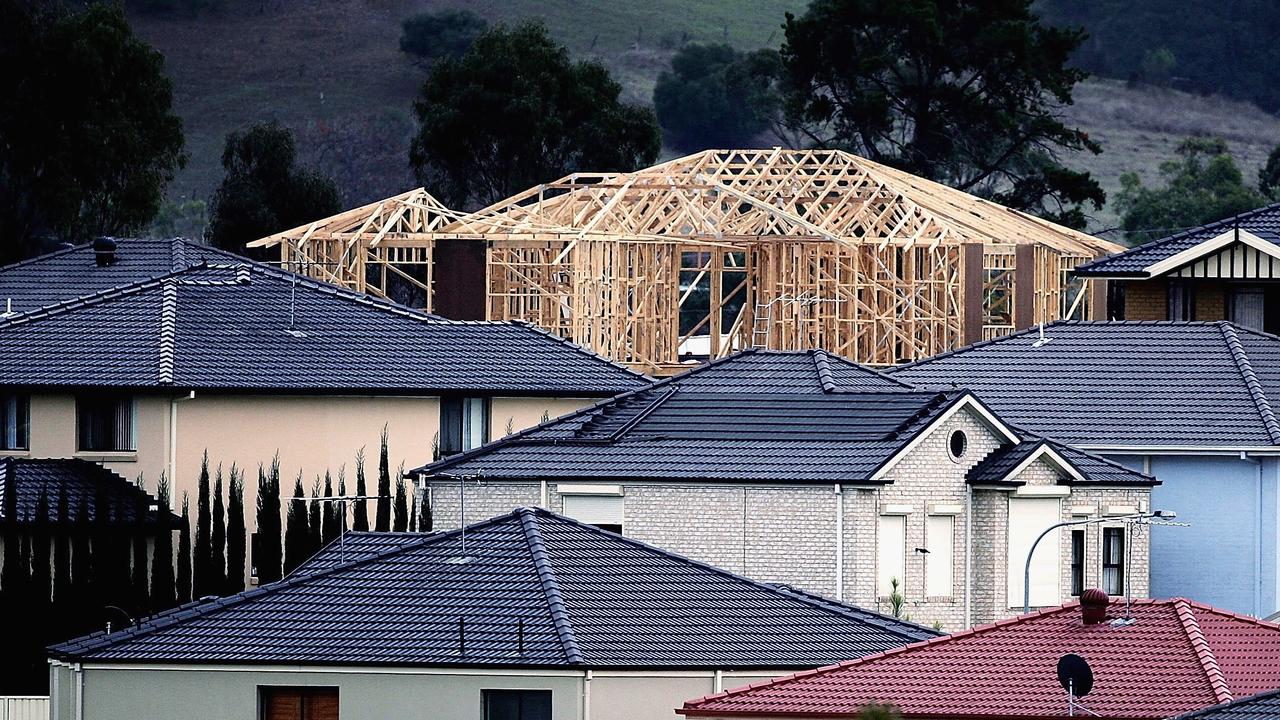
0,458,180,525
1076,203,1280,276
888,321,1280,448
0,242,647,395
1167,689,1280,720
49,508,938,668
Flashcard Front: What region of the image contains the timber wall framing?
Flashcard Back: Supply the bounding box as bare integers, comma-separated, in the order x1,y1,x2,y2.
252,149,1123,372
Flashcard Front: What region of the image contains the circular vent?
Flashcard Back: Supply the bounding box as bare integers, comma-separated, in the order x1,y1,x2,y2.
948,430,968,461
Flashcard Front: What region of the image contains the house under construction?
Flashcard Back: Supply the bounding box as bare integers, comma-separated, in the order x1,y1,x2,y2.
250,149,1123,373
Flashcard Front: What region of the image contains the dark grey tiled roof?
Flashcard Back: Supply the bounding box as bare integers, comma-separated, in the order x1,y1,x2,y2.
966,440,1157,487
888,321,1280,449
1076,203,1280,276
412,350,1147,486
49,508,938,668
0,244,646,395
0,458,179,526
1167,689,1280,720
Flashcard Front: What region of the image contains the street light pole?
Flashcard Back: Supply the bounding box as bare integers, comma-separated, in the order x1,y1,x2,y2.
1023,510,1177,614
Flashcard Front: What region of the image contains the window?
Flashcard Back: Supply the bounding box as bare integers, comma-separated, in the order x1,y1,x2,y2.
483,690,551,720
1229,286,1266,330
259,687,338,720
947,430,968,461
1008,497,1061,608
1071,529,1085,597
925,515,953,597
440,396,489,456
1103,527,1125,596
878,514,906,596
1,393,29,451
1168,281,1196,321
562,494,624,534
76,394,135,451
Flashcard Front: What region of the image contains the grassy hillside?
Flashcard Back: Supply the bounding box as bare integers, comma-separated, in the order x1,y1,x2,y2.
130,0,1280,238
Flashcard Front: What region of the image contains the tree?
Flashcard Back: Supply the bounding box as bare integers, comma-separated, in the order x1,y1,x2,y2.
226,468,245,594
376,429,392,532
1116,137,1266,242
211,468,226,595
321,472,339,545
53,489,73,609
206,122,340,256
308,478,322,553
1,468,20,591
151,475,175,610
1258,143,1280,201
0,0,185,262
353,450,370,532
399,9,488,64
193,454,213,598
129,486,149,615
177,493,192,604
30,491,50,606
283,476,311,576
654,44,783,152
254,460,283,584
336,469,348,535
409,21,661,209
778,0,1104,228
393,477,409,532
70,502,93,614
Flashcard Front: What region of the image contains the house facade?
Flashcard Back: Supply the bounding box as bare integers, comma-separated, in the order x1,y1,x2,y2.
47,508,938,720
1075,204,1280,332
413,351,1157,630
890,320,1280,617
0,239,647,550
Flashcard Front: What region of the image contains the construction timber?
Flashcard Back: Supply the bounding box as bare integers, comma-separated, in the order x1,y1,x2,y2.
251,149,1123,374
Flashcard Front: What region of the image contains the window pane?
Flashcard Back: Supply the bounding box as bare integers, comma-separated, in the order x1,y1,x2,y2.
484,690,551,720
462,397,488,451
77,395,134,451
878,515,906,596
260,687,337,720
439,397,463,456
1071,530,1085,597
1103,528,1125,596
1,394,29,451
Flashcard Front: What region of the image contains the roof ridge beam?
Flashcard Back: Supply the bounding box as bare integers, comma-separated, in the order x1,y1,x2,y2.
518,510,585,664
1219,322,1280,444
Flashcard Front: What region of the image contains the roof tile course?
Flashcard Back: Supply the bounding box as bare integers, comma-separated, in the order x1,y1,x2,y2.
50,508,937,668
680,599,1280,719
0,458,179,525
1168,689,1280,720
1075,203,1280,276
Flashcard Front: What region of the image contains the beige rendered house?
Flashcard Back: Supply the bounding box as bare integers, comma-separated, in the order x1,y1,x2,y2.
0,239,647,546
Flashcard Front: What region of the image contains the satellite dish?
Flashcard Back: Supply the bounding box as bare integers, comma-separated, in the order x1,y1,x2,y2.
1057,653,1094,698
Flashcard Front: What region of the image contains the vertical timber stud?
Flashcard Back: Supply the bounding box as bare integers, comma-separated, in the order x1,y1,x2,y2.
1088,277,1108,320
962,243,985,346
1014,244,1037,330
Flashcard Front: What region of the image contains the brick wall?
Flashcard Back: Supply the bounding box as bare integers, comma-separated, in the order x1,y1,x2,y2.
1123,281,1167,320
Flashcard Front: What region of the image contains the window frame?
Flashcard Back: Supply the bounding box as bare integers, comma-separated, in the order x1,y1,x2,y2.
258,685,338,720
75,393,136,452
1102,526,1125,596
482,689,552,720
1070,529,1085,597
439,396,491,457
1,392,30,451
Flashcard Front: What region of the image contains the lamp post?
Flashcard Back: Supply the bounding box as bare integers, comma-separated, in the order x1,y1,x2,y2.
1023,509,1178,614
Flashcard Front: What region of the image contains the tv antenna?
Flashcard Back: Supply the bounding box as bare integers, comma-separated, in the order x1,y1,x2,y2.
1056,653,1098,717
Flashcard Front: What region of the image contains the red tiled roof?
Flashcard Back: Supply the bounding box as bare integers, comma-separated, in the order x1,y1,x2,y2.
679,599,1280,720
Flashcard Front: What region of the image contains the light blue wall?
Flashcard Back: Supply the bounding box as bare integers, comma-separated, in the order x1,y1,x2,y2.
1105,453,1279,616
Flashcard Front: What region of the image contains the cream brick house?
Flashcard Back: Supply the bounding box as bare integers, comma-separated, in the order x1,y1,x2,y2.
0,239,647,550
413,351,1158,630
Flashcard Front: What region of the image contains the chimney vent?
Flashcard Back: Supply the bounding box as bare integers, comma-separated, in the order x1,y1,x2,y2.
93,237,118,267
1080,588,1109,624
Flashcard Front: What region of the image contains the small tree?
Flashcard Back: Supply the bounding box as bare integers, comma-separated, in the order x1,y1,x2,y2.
399,9,488,64
376,428,392,532
254,459,283,584
151,475,175,610
211,468,226,595
226,467,245,594
177,493,192,604
321,471,339,545
129,487,149,615
70,502,93,618
308,478,323,553
353,449,370,532
193,454,212,598
283,475,310,576
30,491,51,606
393,477,409,532
206,122,340,256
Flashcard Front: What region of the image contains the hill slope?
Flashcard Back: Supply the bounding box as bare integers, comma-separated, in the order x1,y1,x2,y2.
130,0,1280,238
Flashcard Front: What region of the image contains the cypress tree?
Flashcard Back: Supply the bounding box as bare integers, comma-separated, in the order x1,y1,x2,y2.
151,475,175,611
193,453,212,598
70,502,92,634
226,467,245,594
90,483,112,604
409,490,418,533
308,477,322,554
283,475,310,575
211,468,226,594
353,448,369,531
177,493,192,604
130,486,149,615
30,490,50,606
255,459,283,584
321,471,338,545
1,467,20,591
375,428,391,531
53,489,72,609
393,477,408,532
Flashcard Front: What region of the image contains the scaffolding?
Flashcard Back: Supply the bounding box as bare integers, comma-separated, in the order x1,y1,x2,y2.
251,149,1122,373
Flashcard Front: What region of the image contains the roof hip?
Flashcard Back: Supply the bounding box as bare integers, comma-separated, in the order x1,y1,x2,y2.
518,509,584,664
1218,322,1280,445
1174,599,1233,704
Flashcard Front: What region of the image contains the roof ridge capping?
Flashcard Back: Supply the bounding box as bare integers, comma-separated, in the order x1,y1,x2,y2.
1218,322,1280,444
1174,598,1233,704
518,509,584,664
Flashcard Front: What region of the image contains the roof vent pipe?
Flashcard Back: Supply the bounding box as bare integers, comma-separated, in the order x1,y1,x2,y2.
93,237,118,266
1080,588,1109,624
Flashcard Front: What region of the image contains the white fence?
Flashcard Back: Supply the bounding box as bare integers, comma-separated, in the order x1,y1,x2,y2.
0,697,48,720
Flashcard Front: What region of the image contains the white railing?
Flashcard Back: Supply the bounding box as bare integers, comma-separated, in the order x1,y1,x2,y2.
0,697,48,720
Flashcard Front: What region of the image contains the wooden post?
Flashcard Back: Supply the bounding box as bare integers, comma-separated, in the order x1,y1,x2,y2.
963,243,985,345
1014,244,1037,330
1088,278,1109,320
